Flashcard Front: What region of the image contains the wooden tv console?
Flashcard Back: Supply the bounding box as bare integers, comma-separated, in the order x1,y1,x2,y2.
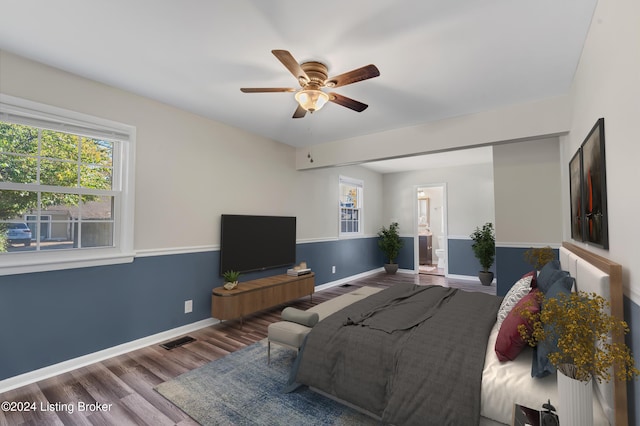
211,273,315,324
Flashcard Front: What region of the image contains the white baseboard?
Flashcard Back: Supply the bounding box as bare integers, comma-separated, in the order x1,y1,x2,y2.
0,317,218,394
446,273,491,284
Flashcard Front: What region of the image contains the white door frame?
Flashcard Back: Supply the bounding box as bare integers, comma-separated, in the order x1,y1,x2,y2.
413,183,448,275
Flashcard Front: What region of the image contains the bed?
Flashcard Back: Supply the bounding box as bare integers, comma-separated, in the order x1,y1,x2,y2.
290,242,626,425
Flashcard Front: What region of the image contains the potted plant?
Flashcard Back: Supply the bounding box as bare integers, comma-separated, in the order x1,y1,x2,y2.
523,246,555,270
519,291,639,426
222,270,241,290
377,222,403,274
470,222,495,285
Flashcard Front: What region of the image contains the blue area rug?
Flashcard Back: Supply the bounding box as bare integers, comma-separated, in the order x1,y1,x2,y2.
155,339,377,425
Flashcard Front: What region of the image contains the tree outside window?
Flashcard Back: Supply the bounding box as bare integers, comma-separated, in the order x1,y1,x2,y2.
1,122,115,253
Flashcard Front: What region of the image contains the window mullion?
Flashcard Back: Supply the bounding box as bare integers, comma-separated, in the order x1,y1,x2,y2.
35,192,41,250
37,128,42,185
77,134,82,189
0,181,117,197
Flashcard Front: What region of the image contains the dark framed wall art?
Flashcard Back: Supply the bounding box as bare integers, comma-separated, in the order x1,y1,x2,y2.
568,117,608,249
569,148,583,241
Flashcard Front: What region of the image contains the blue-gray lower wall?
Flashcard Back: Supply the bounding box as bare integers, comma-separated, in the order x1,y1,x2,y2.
397,237,414,270
0,237,383,381
495,246,559,297
448,238,496,278
297,237,386,284
625,296,640,426
0,252,218,381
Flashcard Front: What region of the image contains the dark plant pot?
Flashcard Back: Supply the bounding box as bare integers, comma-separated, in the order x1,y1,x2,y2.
384,263,399,274
479,271,494,286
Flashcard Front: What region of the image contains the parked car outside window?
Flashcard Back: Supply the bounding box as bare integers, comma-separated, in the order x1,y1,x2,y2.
5,223,32,246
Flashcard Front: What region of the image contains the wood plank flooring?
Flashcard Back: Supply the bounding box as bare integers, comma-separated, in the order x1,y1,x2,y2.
0,272,495,426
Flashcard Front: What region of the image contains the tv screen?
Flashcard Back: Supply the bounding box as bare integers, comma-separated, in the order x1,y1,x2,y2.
220,214,296,275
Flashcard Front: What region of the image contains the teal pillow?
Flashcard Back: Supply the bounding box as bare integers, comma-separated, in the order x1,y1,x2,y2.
550,275,575,293
537,260,570,294
281,307,319,327
531,278,573,377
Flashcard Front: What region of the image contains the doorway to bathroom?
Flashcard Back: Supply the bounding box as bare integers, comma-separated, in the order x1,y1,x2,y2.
415,184,447,276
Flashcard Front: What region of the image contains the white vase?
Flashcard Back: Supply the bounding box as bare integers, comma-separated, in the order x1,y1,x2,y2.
557,369,594,426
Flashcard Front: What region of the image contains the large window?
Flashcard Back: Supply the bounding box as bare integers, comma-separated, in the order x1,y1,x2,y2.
0,95,135,275
339,176,363,236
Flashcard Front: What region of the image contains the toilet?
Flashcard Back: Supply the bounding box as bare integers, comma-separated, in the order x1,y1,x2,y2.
435,235,446,269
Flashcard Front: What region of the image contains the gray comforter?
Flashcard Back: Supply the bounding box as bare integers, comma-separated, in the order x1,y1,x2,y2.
293,284,501,426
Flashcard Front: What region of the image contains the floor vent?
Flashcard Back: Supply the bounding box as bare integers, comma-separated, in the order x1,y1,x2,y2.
340,284,354,287
160,336,196,350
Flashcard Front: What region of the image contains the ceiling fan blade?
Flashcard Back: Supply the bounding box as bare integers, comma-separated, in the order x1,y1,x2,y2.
329,93,368,112
326,64,380,88
272,50,309,84
240,88,296,93
292,104,307,119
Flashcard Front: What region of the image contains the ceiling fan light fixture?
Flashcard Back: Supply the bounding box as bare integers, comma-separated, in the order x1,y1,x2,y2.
240,50,379,118
295,89,329,113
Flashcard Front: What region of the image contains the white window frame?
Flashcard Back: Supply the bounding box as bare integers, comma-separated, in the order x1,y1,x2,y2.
338,175,363,237
0,94,136,275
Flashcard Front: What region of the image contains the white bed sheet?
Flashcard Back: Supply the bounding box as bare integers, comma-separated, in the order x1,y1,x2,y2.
480,322,609,425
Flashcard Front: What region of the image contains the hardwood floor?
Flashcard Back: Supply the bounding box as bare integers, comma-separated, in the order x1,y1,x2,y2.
0,272,495,426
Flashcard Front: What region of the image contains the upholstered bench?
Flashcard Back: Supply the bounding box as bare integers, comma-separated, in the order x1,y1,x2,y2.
267,286,382,363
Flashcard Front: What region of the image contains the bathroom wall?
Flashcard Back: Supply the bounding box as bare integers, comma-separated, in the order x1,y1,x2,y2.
417,186,444,264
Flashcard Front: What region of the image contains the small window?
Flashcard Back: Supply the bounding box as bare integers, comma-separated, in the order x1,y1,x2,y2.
339,176,363,236
0,94,135,275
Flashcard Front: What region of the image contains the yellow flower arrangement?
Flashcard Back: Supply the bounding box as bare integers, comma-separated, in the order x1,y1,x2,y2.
523,246,555,270
518,291,639,383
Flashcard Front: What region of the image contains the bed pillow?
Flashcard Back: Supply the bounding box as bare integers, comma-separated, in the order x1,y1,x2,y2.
495,272,535,327
537,260,570,294
495,289,541,361
281,307,319,327
549,275,575,293
531,278,573,378
524,270,538,289
536,259,560,282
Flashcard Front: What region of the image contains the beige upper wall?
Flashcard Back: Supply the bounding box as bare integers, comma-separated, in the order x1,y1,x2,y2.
381,162,495,239
296,95,572,170
561,0,640,303
493,137,563,246
294,165,384,240
0,50,384,249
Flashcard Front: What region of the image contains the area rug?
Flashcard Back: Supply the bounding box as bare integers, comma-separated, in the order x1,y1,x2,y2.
155,339,377,426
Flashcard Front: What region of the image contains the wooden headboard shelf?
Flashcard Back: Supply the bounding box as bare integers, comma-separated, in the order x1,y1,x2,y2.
562,241,627,426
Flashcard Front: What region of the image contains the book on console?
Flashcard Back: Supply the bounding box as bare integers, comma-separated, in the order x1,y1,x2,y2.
287,268,312,276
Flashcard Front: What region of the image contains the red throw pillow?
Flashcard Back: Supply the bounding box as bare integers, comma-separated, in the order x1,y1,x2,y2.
495,289,541,362
522,270,537,288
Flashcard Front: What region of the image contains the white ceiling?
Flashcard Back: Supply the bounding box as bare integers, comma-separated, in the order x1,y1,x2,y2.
0,0,596,149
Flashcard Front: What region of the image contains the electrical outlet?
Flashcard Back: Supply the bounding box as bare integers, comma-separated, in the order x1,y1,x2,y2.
332,266,336,274
184,300,193,314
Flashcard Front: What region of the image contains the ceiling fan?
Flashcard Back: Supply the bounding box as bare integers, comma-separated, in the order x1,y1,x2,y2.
240,50,380,118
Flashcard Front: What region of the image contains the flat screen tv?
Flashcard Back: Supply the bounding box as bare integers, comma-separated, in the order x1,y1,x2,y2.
219,214,296,275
